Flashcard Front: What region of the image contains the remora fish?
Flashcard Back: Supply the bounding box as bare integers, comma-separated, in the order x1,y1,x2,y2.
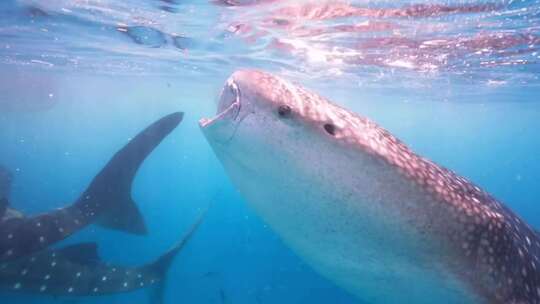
0,211,204,303
0,112,183,262
200,70,540,304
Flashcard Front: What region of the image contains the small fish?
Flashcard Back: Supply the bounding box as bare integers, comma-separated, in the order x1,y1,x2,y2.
200,70,540,304
0,209,205,303
0,112,183,262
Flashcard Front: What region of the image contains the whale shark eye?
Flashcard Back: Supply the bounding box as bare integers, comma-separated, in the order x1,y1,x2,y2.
277,105,292,118
323,123,336,136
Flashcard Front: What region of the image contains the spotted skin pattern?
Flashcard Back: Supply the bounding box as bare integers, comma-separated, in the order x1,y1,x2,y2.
0,244,161,296
201,70,540,304
0,207,205,297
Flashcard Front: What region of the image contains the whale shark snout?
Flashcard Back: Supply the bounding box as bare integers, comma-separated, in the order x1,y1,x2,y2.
201,70,540,304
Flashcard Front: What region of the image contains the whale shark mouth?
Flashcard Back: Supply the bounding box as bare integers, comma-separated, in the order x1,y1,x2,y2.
200,78,241,128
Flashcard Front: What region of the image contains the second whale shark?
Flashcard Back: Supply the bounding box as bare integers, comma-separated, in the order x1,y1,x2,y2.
0,211,204,303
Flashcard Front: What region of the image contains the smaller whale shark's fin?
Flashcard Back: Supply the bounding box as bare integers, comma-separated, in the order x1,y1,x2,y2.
56,242,101,266
77,112,184,235
149,209,207,304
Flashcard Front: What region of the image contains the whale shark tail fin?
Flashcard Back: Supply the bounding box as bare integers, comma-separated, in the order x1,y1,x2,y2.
77,112,184,235
150,209,207,304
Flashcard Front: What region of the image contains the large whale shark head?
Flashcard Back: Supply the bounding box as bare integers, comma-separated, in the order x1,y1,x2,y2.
199,70,416,226
200,70,540,304
198,69,379,195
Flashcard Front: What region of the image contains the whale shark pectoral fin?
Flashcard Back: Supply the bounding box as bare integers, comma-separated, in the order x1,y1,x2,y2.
77,112,184,235
56,242,101,266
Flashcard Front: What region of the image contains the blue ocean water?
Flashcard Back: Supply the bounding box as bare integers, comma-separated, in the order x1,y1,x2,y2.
0,0,539,303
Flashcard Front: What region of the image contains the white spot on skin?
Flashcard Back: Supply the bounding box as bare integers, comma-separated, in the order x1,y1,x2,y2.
44,274,50,280
123,282,128,288
76,272,81,278
39,236,45,243
51,261,56,267
13,282,21,289
36,222,41,227
102,276,107,281
40,285,47,292
6,249,13,256
7,234,13,239
21,269,28,276
93,287,99,293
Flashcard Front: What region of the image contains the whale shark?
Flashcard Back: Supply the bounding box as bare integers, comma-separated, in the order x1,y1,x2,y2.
200,70,540,304
0,112,183,262
0,210,204,303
